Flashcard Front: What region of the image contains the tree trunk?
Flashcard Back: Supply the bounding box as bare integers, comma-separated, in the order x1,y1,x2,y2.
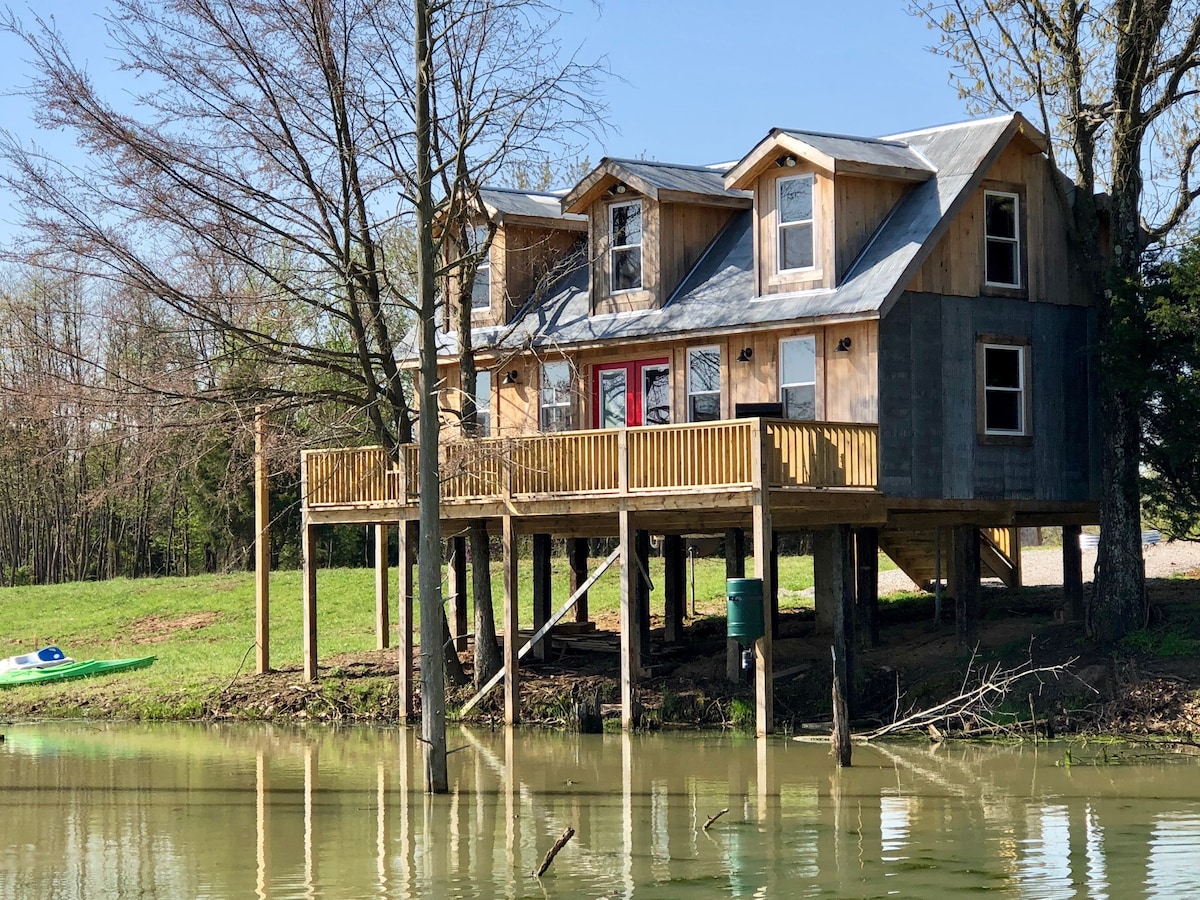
470,519,502,688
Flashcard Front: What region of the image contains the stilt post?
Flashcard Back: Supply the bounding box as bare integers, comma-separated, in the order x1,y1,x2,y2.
752,418,774,737
255,409,271,674
725,527,746,681
953,525,981,647
398,519,416,721
856,527,880,647
374,524,390,650
447,535,468,651
620,509,640,730
532,533,552,662
301,521,318,682
569,538,590,623
663,534,686,643
1063,525,1084,621
502,515,520,725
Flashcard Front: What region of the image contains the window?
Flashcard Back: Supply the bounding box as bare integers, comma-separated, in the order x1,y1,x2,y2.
609,200,642,292
539,360,572,432
642,363,670,425
470,225,491,310
593,358,670,427
777,174,815,272
473,369,492,437
984,191,1021,288
779,336,816,420
687,347,721,422
981,343,1027,435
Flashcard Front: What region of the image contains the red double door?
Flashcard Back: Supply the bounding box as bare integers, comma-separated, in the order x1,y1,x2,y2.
593,358,670,428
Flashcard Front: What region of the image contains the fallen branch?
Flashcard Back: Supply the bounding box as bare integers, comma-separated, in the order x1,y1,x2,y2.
534,826,575,877
702,808,729,831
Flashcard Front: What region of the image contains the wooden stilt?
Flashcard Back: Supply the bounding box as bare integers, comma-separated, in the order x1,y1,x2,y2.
752,420,774,737
725,527,745,682
502,515,520,725
620,509,639,730
398,519,416,721
302,521,317,682
569,538,590,623
831,524,854,764
856,528,880,648
447,536,468,651
662,534,685,644
812,529,836,634
532,533,552,662
374,524,390,650
635,529,651,659
953,525,981,647
769,531,780,638
1063,525,1084,621
255,409,271,674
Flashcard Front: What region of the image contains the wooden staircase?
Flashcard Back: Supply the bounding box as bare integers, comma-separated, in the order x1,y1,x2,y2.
878,527,1021,590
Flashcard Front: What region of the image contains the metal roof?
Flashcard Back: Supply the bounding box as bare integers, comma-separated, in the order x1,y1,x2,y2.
603,158,750,200
478,187,585,223
776,129,936,173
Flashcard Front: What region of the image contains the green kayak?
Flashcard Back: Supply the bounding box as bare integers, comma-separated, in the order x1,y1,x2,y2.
0,656,156,688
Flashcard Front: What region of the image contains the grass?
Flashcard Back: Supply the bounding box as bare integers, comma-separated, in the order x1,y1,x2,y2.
0,551,895,719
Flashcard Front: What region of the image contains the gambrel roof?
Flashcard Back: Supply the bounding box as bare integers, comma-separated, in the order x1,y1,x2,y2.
441,112,1048,358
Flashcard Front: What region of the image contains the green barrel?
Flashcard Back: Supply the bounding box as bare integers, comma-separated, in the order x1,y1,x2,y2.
726,577,765,643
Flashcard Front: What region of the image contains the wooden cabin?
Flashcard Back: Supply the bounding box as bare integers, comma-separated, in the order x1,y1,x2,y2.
299,113,1100,735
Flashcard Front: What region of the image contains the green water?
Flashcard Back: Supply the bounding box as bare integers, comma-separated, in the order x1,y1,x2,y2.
2,723,1199,898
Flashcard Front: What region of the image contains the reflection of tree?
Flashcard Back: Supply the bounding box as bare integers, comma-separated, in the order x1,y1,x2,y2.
688,349,721,422
644,366,670,425
602,371,626,427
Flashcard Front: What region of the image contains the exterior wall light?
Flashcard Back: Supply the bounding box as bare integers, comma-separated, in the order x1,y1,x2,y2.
836,337,852,353
737,347,754,362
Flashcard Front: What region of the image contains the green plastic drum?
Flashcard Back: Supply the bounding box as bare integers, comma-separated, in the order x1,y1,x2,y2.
726,577,765,643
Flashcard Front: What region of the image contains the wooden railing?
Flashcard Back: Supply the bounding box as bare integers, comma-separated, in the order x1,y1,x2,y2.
302,419,878,508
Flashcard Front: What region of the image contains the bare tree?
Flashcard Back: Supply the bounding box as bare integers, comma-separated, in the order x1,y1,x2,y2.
915,0,1200,641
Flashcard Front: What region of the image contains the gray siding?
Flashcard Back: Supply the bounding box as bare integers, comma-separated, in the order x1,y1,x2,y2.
879,291,1099,503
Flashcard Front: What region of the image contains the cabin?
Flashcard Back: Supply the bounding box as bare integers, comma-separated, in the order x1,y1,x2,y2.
298,113,1100,735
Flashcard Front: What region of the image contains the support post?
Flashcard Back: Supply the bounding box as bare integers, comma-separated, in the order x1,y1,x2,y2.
502,515,520,725
374,524,390,650
635,529,651,658
447,536,468,651
831,524,855,765
302,521,317,682
569,538,590,623
725,527,746,682
1063,525,1084,621
663,534,686,644
620,509,640,730
532,533,552,662
398,519,416,721
255,409,270,674
752,422,774,737
953,525,981,647
770,531,780,638
812,529,836,634
856,528,880,648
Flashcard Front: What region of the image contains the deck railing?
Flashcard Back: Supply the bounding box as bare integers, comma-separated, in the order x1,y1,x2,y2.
302,419,878,509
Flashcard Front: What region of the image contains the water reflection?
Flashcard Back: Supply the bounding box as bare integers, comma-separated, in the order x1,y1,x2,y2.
4,725,1200,898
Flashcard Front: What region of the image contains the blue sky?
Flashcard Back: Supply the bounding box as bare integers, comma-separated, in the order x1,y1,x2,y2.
0,1,975,216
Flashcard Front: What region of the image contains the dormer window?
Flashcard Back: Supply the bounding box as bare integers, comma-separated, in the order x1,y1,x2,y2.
609,200,642,292
984,191,1021,288
470,225,491,310
777,174,815,272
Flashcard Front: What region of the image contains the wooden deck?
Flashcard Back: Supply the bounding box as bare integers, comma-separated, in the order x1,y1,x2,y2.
302,418,880,529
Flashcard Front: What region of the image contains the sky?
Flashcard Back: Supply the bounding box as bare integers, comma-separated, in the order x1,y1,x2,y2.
0,0,977,220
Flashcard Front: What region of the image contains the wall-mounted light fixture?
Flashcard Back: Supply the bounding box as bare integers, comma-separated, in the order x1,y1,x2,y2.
775,154,798,168
607,183,629,195
737,347,754,362
503,369,520,384
835,337,852,353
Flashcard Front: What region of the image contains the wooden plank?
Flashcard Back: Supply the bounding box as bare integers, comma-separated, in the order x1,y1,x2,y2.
374,524,390,650
458,547,621,717
502,514,519,725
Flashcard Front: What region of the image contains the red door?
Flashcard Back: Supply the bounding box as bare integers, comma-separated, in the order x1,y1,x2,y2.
593,358,670,427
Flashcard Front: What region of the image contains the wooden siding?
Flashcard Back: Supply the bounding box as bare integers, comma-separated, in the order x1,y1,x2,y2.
878,291,1098,503
907,138,1082,305
834,177,907,281
658,202,737,299
499,224,581,321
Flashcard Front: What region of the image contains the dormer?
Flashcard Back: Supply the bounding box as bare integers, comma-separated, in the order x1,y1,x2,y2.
446,188,586,331
562,159,752,316
725,130,936,296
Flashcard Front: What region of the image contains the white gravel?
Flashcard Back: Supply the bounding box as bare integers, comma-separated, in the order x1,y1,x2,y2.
877,539,1200,594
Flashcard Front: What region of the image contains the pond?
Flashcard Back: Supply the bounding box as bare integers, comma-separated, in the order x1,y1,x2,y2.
2,723,1199,898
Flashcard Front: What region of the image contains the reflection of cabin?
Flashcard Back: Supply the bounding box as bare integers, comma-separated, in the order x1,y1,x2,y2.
300,113,1100,735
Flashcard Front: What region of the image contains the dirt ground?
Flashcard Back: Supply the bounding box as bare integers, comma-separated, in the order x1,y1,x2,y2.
198,542,1200,737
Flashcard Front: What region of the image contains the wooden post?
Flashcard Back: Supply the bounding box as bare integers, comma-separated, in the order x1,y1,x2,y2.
812,529,836,634
374,524,390,650
770,531,780,638
831,524,855,765
447,536,468,651
569,538,590,623
620,509,640,730
255,408,270,674
953,525,981,647
398,519,416,721
532,533,552,662
856,528,880,648
662,534,685,644
752,419,774,737
635,529,651,658
724,527,746,682
502,515,520,725
302,520,317,682
1062,525,1084,620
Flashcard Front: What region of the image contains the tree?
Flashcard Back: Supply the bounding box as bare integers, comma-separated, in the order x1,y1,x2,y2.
916,0,1200,642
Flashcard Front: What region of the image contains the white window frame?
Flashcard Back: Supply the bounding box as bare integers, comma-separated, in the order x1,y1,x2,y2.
984,191,1021,288
469,225,491,311
981,343,1028,436
777,173,816,274
473,369,492,437
609,200,643,293
779,335,817,420
686,346,721,422
539,360,572,432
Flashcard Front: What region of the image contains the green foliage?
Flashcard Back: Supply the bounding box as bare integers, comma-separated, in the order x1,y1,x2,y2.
728,697,755,730
1119,626,1200,658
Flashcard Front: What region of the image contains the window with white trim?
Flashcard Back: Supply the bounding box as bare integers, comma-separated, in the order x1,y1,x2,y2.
778,174,815,273
470,225,491,310
982,344,1027,435
610,200,642,292
539,360,572,432
779,336,816,420
473,369,492,437
687,346,721,422
642,363,670,425
984,191,1021,287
